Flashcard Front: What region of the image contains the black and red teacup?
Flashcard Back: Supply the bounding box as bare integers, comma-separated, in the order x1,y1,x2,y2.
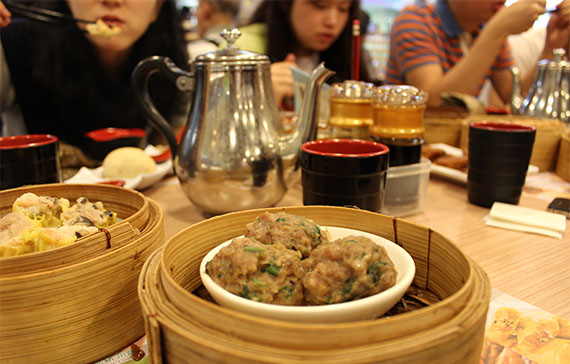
0,134,62,190
300,139,390,212
467,122,536,207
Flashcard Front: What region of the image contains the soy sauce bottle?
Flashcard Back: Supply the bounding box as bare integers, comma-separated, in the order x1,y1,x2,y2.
370,85,428,166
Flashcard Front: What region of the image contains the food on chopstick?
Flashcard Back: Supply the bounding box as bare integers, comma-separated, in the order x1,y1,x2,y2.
422,144,468,171
205,212,397,306
86,19,121,38
245,211,329,258
102,147,157,179
0,193,117,257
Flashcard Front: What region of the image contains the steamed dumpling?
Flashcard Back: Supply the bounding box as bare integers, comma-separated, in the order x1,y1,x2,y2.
102,147,156,178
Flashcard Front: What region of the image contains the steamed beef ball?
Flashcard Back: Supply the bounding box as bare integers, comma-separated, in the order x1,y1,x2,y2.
245,212,328,258
302,235,397,305
206,237,304,305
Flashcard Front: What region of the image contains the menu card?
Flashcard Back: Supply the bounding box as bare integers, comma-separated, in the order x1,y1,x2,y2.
94,336,148,364
95,289,569,364
481,289,569,364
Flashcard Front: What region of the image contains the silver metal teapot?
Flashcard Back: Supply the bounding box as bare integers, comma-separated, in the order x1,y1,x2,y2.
510,48,570,123
132,29,334,214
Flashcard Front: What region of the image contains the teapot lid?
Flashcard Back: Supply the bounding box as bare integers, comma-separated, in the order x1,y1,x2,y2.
537,48,570,70
194,28,269,65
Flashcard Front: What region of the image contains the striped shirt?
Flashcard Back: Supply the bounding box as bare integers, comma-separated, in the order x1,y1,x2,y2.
385,0,514,94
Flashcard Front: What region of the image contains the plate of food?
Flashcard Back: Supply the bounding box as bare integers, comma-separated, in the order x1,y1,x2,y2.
65,145,172,190
423,143,538,185
200,211,415,323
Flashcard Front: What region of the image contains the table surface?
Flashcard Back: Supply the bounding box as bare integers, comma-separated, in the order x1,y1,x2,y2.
144,174,570,320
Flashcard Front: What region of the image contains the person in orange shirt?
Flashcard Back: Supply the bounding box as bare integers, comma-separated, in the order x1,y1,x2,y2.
386,0,569,108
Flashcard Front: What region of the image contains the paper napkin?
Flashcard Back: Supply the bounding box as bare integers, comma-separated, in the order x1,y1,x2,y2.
484,202,567,239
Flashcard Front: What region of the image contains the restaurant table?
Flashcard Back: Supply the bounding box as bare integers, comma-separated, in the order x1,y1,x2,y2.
144,174,570,320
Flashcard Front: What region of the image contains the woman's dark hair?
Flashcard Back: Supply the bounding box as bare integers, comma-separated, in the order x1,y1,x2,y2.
9,0,189,151
248,0,372,83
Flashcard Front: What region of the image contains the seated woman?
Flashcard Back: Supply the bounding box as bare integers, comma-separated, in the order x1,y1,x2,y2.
235,0,377,108
0,0,190,167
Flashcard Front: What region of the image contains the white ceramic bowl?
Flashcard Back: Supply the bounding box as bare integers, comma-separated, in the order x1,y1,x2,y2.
200,226,415,323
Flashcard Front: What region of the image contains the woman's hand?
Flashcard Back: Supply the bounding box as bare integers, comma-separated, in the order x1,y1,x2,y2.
543,0,570,57
0,1,11,28
270,53,296,109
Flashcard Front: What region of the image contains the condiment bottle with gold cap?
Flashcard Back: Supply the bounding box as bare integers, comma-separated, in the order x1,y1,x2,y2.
327,80,374,140
370,85,428,166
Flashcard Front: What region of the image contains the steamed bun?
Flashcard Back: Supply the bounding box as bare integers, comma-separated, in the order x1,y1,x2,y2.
102,147,156,178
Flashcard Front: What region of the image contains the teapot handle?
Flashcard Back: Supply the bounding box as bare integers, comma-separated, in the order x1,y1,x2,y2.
131,56,194,164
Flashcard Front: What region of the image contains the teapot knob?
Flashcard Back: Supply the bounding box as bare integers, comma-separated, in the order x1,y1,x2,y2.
220,28,242,49
553,48,566,61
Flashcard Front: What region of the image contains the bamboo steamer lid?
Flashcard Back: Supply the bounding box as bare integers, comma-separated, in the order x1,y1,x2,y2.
139,206,491,364
555,129,570,181
423,109,470,147
0,183,165,363
459,115,563,171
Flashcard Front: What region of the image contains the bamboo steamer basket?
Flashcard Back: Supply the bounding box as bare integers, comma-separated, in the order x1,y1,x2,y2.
139,206,491,364
459,115,563,171
555,130,570,182
423,109,469,147
0,183,150,275
0,183,165,363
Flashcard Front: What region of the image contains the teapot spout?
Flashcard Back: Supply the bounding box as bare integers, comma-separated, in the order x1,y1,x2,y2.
281,63,335,159
510,66,524,115
278,62,334,189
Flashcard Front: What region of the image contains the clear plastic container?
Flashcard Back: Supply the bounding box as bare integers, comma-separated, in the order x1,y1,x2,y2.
381,158,431,217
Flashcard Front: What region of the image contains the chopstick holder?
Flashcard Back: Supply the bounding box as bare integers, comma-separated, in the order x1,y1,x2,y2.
484,202,566,239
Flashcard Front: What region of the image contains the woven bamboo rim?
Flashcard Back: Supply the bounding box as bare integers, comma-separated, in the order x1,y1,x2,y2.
459,115,563,171
0,183,149,275
141,254,488,363
0,186,164,363
139,206,491,363
555,131,570,182
424,108,469,147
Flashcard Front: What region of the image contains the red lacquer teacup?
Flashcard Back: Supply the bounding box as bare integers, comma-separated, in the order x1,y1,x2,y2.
0,134,62,190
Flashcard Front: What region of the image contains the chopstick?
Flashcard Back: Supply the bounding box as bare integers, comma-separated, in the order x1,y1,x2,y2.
351,19,360,81
4,0,94,27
